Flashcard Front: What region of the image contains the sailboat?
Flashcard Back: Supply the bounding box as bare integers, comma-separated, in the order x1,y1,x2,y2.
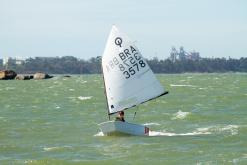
99,25,168,136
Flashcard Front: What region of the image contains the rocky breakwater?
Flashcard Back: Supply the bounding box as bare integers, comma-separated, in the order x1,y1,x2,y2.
33,72,53,80
15,75,34,80
0,70,17,80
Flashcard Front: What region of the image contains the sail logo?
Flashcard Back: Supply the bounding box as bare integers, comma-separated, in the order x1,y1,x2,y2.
115,37,123,47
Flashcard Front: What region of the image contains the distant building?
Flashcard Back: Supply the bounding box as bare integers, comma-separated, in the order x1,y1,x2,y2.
3,57,9,66
2,57,25,69
170,46,200,62
170,47,177,62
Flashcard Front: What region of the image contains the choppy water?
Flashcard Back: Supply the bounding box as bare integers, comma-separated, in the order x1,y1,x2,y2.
0,73,247,164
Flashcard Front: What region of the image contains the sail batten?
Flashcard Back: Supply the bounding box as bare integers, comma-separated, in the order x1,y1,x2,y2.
102,25,168,115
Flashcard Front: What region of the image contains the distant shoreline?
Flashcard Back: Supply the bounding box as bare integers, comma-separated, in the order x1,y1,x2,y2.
1,56,247,74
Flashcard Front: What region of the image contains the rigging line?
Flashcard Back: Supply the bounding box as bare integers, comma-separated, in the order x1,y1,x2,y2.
133,111,137,120
133,106,138,120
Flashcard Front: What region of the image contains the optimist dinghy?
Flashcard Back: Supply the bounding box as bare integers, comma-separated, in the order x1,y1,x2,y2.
99,25,168,136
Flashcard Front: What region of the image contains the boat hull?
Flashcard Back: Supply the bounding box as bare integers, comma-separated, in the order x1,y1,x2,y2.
99,121,149,136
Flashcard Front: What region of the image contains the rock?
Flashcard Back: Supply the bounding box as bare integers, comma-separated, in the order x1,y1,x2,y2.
15,75,33,80
0,70,17,80
33,72,53,80
15,75,25,80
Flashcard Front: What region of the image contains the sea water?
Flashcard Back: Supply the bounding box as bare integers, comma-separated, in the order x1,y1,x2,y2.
0,73,247,164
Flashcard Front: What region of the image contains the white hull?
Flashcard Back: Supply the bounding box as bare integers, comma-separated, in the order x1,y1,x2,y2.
99,121,149,136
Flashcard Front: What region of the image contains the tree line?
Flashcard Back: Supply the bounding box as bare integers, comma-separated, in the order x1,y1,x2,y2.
0,56,247,74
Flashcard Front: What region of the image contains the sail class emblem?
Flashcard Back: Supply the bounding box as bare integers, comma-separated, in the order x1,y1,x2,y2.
115,37,122,47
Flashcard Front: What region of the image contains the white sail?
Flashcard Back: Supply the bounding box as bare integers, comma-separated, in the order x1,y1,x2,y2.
102,25,167,115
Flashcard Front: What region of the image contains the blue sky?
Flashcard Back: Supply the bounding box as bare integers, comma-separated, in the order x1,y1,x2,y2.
0,0,246,59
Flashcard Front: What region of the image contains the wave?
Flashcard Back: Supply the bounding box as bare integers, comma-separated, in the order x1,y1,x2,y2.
5,87,15,90
80,81,87,84
170,84,196,87
43,145,72,151
55,105,60,109
94,131,105,137
143,122,161,126
43,146,61,151
78,96,92,101
198,87,208,90
171,110,190,120
197,124,240,136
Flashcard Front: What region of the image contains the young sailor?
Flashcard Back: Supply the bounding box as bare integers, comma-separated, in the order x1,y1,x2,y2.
115,111,125,122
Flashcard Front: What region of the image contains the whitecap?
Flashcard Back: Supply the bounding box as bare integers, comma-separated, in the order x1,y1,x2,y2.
78,96,92,100
198,87,207,90
171,110,190,120
81,81,87,84
5,87,15,90
221,125,239,135
197,125,240,136
94,131,105,137
170,84,195,87
43,145,72,151
24,160,36,163
43,146,60,151
242,154,247,158
69,89,75,91
143,122,160,126
68,96,76,99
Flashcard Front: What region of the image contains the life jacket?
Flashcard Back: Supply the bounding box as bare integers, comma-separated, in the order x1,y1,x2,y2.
115,117,125,122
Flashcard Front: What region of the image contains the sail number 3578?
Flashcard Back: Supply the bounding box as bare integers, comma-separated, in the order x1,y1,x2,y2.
117,52,146,79
121,58,146,79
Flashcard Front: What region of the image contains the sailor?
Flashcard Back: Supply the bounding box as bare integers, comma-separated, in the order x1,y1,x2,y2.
115,111,125,122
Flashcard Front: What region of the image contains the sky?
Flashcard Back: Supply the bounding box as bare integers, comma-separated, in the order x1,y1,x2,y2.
0,0,247,60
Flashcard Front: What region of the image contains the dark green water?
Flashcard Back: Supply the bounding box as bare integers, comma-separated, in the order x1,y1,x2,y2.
0,73,247,164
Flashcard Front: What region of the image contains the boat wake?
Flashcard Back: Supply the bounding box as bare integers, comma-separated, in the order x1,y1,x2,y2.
148,130,211,137
149,124,242,137
94,131,105,137
94,129,211,137
95,124,243,137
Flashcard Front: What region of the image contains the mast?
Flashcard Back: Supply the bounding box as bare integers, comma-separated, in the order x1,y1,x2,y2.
101,60,111,120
